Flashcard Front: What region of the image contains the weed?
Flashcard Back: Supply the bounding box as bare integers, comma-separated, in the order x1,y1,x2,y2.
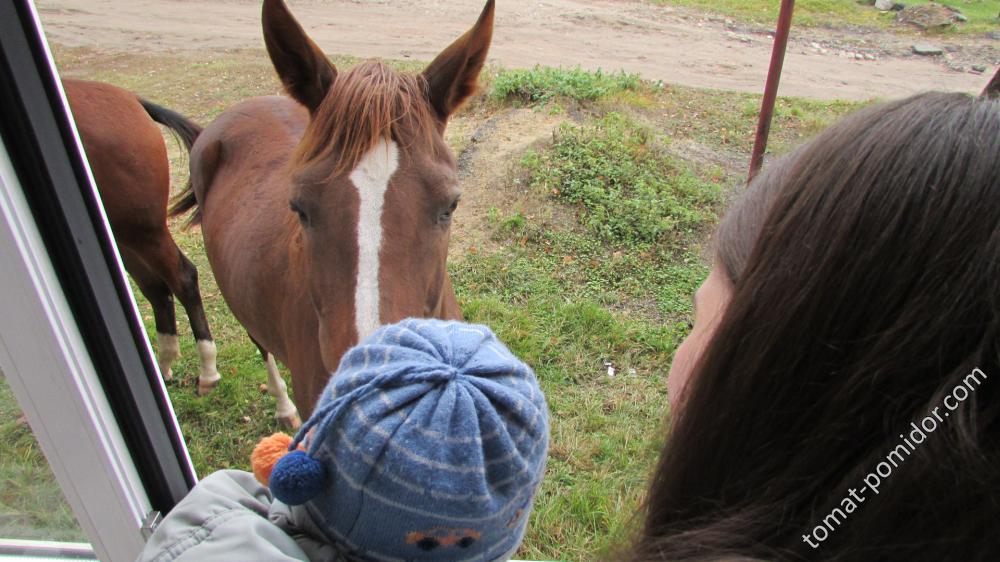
492,65,645,105
523,113,720,249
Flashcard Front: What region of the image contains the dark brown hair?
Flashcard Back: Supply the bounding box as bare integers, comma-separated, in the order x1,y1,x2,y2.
714,149,794,283
627,92,1000,561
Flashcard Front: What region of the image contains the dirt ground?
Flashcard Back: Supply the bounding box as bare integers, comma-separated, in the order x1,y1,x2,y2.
36,0,996,101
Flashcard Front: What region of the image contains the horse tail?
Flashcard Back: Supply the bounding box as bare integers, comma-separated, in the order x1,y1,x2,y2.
139,99,204,225
141,99,201,151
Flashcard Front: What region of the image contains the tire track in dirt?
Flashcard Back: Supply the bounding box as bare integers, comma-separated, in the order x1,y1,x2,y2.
446,108,569,260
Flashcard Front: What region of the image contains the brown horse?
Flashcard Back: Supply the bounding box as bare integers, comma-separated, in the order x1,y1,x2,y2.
63,79,220,393
171,0,493,423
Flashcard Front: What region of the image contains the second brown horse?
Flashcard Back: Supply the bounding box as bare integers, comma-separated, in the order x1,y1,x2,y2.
65,78,220,393
172,0,494,422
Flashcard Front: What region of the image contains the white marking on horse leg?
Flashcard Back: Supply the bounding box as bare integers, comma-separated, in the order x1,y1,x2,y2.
156,332,180,381
196,339,220,396
266,354,301,429
349,139,400,342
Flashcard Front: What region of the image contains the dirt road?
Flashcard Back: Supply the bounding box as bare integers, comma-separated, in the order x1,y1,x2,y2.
37,0,995,100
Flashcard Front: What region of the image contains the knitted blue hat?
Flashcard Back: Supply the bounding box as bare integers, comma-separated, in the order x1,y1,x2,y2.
270,319,549,561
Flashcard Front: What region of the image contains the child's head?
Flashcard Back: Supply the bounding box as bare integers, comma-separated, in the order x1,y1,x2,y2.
260,319,548,561
635,92,1000,560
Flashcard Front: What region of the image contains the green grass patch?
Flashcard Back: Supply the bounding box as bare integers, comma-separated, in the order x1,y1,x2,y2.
491,65,647,105
641,84,865,156
653,0,998,34
0,374,86,541
523,113,719,249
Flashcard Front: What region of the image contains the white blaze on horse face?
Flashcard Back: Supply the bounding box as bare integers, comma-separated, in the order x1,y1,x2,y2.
349,139,399,342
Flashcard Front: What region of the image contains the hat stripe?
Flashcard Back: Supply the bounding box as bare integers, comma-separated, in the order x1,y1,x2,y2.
348,408,497,501
337,427,486,474
349,391,545,473
413,423,495,444
346,416,504,502
338,421,549,499
348,409,545,501
455,326,488,337
356,402,493,445
363,395,506,444
327,451,535,524
465,377,547,440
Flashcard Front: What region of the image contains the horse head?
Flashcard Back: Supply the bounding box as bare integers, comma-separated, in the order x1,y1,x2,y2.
262,0,493,366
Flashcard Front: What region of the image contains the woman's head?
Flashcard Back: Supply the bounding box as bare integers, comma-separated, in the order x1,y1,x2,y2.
636,92,1000,561
666,152,793,412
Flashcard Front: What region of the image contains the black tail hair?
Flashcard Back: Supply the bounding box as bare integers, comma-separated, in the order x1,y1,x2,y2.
140,98,202,222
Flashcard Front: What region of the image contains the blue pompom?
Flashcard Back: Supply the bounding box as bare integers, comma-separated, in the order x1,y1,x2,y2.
270,450,325,505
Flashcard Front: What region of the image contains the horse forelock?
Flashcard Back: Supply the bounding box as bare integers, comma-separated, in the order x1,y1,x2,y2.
294,60,439,179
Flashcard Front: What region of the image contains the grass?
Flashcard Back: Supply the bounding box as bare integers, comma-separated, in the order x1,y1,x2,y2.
638,84,864,157
523,113,719,249
1,47,868,558
0,374,86,542
491,65,648,105
654,0,999,34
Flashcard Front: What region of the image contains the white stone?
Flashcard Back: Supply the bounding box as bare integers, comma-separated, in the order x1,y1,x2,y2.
912,43,943,56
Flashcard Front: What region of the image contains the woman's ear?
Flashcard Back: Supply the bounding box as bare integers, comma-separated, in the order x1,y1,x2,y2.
421,0,495,122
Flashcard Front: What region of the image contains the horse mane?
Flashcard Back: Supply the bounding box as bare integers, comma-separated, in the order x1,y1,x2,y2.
294,60,439,178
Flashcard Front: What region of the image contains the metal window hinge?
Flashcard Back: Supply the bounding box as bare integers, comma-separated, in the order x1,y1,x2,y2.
141,510,162,540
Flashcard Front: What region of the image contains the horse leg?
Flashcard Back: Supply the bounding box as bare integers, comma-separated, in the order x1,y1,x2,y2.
174,252,220,396
122,249,180,380
251,337,301,430
143,231,220,396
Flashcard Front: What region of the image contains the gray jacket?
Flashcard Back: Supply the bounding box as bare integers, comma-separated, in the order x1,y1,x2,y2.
136,470,342,562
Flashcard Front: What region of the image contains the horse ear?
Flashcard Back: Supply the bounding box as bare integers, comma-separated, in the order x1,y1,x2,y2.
422,0,495,122
262,0,337,114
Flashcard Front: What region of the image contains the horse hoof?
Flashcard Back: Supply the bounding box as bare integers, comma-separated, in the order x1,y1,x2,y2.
278,413,302,430
197,379,219,396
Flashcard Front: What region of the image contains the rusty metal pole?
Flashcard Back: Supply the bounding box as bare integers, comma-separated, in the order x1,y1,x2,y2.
982,67,1000,98
748,0,796,184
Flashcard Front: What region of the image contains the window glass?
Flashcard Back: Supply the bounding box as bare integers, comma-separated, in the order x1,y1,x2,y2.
0,371,87,543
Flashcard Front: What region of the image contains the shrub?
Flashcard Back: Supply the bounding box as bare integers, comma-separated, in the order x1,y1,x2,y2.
491,65,643,104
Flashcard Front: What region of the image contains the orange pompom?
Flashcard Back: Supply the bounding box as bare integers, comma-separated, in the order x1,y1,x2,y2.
251,433,295,486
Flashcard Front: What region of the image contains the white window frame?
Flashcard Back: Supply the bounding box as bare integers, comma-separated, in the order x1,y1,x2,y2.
0,134,149,561
0,1,196,559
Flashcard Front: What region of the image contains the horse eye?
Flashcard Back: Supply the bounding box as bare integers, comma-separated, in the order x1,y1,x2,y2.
439,197,460,224
289,201,309,225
